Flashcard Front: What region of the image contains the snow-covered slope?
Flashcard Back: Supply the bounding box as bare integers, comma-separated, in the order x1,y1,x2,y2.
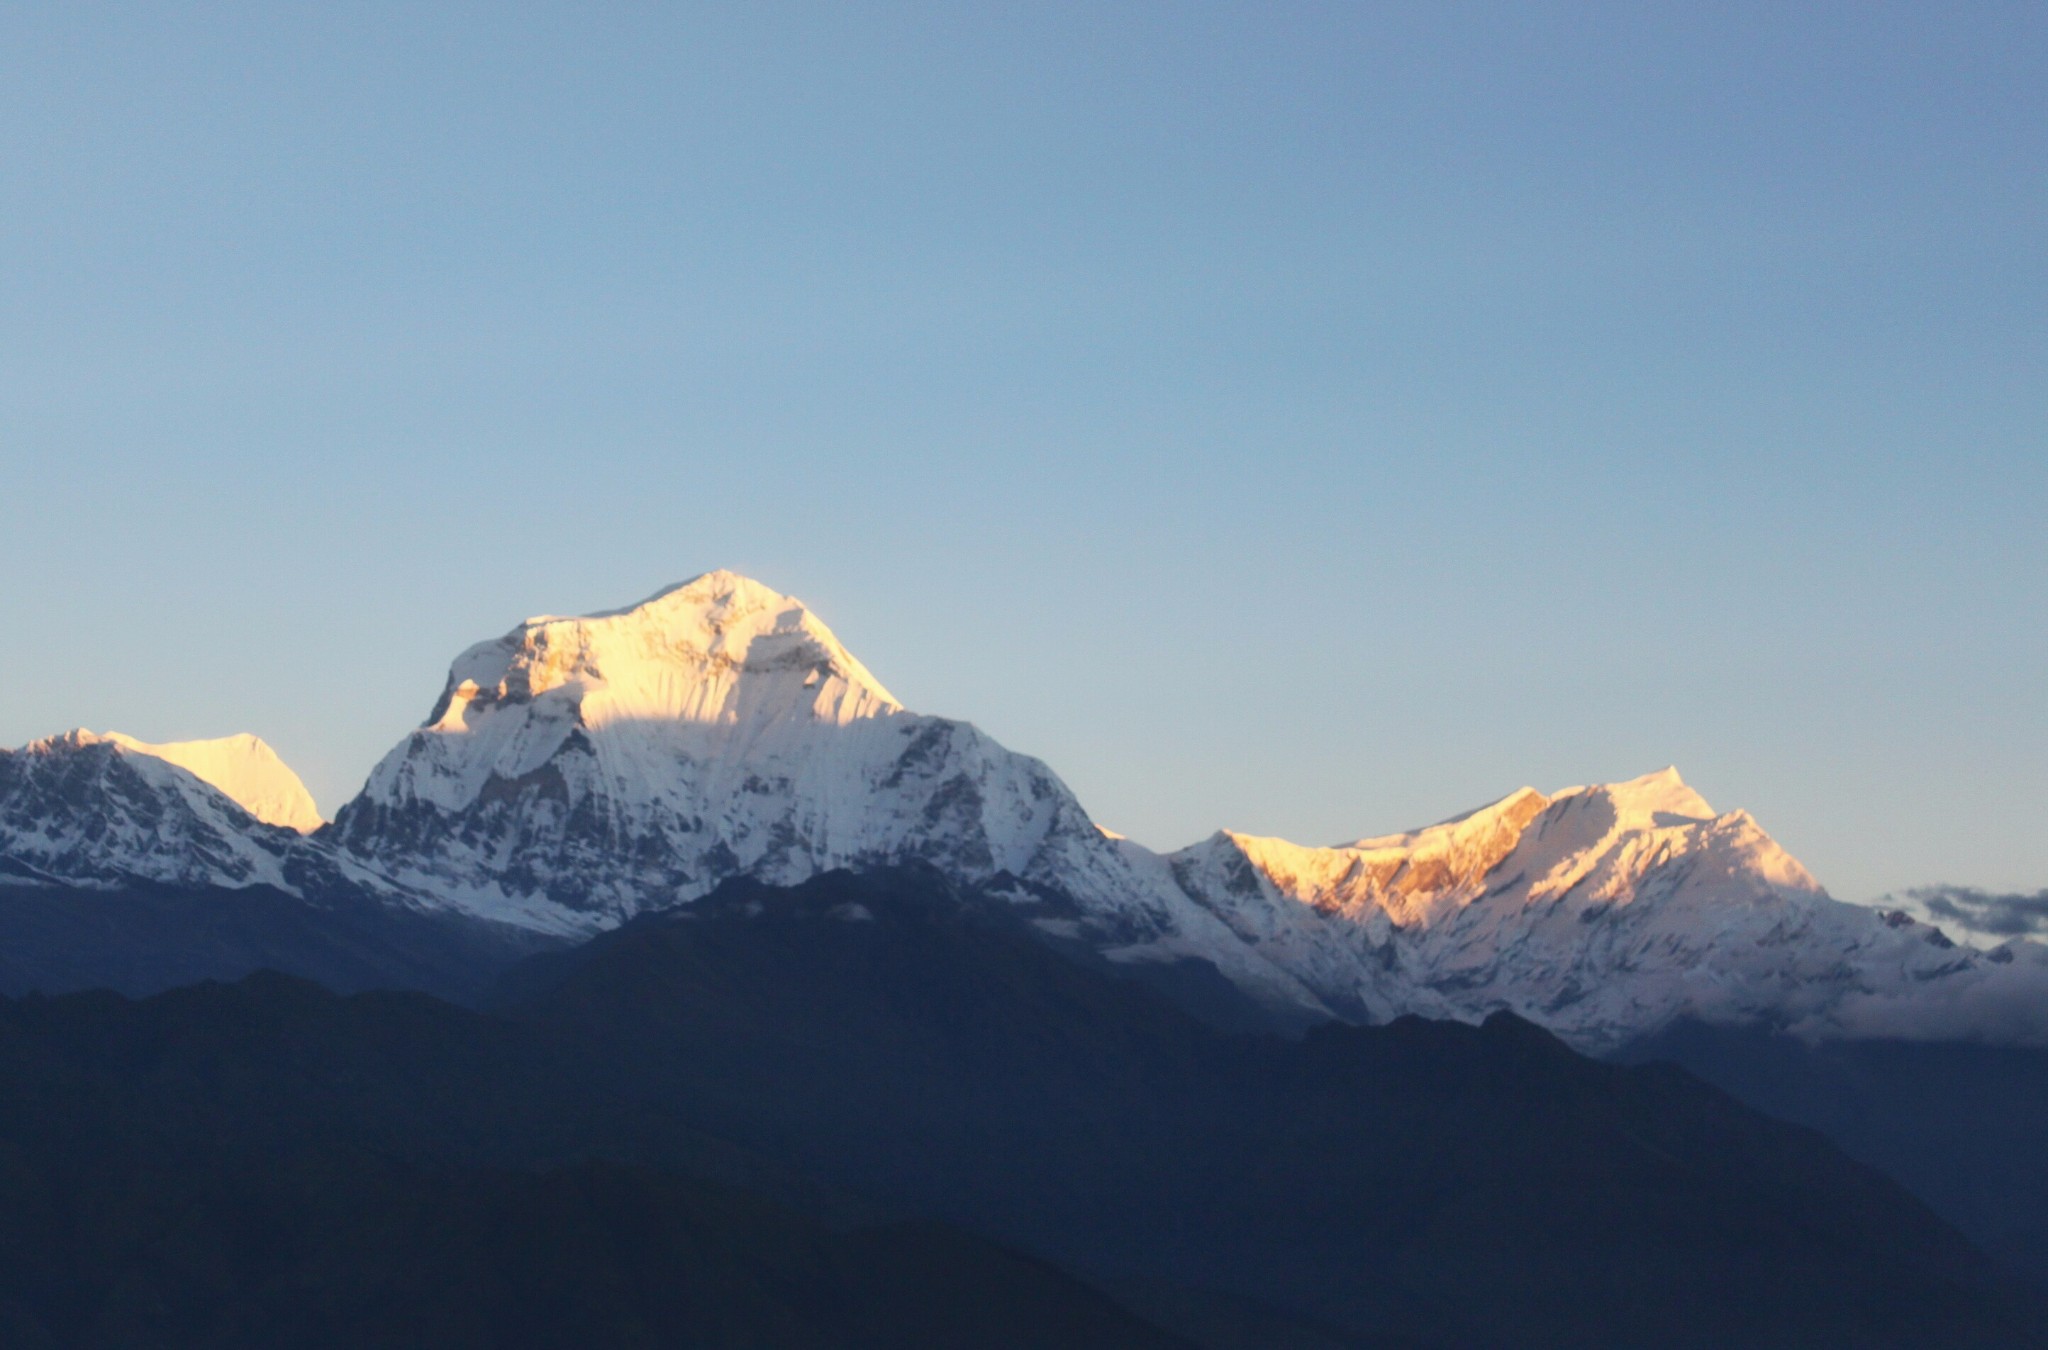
0,729,438,915
100,732,322,831
0,730,303,889
1169,769,1997,1048
326,572,1322,1009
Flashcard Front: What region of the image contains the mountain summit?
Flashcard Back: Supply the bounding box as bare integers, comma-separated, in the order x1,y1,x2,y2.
96,731,323,831
424,570,902,738
329,571,1068,919
326,573,1316,1011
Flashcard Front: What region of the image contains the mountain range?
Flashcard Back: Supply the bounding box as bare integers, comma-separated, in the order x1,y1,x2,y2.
3,570,2039,1050
6,570,2048,1345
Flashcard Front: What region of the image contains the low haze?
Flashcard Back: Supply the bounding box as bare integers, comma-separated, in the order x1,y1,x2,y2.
3,3,2042,903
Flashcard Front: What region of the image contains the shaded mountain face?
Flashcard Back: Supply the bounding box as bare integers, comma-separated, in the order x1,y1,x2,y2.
0,881,554,1004
483,872,2048,1343
483,867,2045,1350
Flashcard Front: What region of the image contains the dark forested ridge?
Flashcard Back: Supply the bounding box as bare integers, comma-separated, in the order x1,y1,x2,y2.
1619,1021,2048,1293
0,879,554,1004
0,868,2038,1348
0,969,1188,1350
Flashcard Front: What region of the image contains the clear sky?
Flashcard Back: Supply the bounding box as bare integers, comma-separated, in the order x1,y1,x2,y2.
2,3,2042,903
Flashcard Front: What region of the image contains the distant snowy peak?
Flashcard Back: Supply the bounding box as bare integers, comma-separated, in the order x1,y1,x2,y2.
0,729,302,889
1207,768,1815,926
1223,784,1555,927
97,731,323,831
1169,767,1971,1047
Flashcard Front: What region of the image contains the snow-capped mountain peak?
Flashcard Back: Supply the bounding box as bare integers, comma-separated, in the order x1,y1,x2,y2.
354,572,908,826
93,731,323,832
1165,767,1976,1046
324,573,1330,1012
1557,765,1712,825
0,729,304,889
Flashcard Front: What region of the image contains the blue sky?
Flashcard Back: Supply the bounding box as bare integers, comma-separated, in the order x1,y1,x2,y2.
2,3,2042,900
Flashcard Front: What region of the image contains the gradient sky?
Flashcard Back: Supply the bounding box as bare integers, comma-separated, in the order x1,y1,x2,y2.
2,3,2042,902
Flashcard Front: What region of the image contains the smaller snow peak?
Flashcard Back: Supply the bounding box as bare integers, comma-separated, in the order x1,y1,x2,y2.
8,727,322,832
99,730,323,831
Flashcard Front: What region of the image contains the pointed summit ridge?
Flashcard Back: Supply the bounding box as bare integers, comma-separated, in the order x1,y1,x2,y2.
1550,766,1714,828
